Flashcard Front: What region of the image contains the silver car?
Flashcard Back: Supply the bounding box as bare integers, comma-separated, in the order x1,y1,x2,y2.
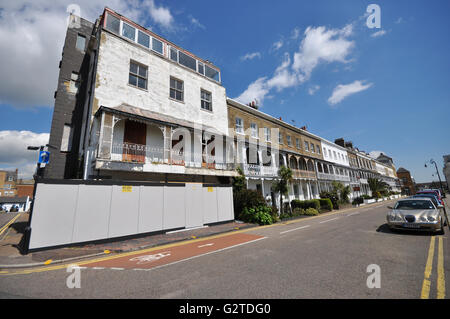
387,198,445,234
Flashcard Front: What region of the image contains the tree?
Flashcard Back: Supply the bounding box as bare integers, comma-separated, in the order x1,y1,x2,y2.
232,166,246,193
368,177,389,196
331,181,351,204
271,165,293,215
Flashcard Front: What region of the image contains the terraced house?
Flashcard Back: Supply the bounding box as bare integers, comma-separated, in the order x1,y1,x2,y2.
227,98,323,205
46,8,236,184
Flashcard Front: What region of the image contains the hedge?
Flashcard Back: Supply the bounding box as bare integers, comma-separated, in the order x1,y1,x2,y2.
291,199,320,211
233,189,267,220
318,198,333,212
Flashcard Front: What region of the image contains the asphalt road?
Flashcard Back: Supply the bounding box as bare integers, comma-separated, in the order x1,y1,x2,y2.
0,200,448,299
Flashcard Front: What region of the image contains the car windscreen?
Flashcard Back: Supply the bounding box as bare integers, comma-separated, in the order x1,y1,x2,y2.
412,195,438,206
394,200,435,210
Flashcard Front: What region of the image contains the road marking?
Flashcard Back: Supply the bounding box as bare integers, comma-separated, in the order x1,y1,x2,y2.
0,213,22,236
198,243,214,248
92,267,105,270
347,212,360,217
421,236,435,299
280,225,310,235
319,217,339,224
129,252,171,264
437,236,445,299
110,267,124,271
143,237,267,272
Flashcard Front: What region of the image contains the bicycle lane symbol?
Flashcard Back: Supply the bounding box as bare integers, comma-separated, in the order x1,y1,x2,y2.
129,252,172,265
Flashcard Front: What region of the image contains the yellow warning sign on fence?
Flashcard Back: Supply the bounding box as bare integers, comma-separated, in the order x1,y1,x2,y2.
207,187,213,192
122,185,132,192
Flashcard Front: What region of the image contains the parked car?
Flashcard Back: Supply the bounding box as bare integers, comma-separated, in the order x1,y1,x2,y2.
387,198,445,234
416,190,444,206
410,194,443,210
431,188,446,199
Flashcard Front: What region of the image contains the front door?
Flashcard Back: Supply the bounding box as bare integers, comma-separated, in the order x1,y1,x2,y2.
123,120,146,163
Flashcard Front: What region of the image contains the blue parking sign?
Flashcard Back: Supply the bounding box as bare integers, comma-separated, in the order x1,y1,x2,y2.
38,151,50,164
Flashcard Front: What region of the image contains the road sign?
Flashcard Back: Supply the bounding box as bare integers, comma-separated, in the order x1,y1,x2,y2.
38,151,50,164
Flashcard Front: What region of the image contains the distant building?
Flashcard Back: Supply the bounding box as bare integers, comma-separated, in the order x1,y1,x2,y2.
0,169,18,197
396,167,416,195
16,179,35,199
0,196,31,212
444,155,450,192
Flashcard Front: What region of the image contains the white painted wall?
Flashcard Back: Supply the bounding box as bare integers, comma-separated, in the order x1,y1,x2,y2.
94,31,229,135
321,139,350,167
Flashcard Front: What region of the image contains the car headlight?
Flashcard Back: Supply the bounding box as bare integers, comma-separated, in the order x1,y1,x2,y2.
388,212,402,221
427,215,436,222
419,216,428,222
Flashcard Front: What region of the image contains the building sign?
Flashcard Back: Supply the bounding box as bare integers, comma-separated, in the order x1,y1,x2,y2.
122,185,132,192
353,186,361,191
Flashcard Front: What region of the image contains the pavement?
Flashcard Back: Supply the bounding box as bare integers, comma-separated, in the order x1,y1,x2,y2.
0,211,255,268
0,195,411,270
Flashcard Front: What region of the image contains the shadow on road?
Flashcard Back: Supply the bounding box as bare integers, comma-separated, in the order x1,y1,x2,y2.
376,223,437,236
10,221,28,255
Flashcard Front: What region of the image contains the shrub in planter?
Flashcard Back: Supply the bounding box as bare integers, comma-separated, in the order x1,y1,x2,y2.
233,189,266,220
373,191,382,199
361,194,372,199
304,208,319,216
318,198,333,212
241,205,273,225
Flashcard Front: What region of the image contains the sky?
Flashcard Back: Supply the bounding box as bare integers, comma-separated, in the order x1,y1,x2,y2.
0,0,449,182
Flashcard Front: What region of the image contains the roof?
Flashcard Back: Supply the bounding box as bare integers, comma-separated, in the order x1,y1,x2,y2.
397,167,409,173
97,104,217,132
0,196,29,204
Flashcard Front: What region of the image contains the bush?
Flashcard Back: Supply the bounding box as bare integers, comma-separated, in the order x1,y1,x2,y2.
241,205,273,225
373,191,382,199
352,197,364,205
233,189,267,220
291,199,320,211
292,208,305,217
304,208,319,216
318,198,333,212
320,191,339,210
361,194,372,199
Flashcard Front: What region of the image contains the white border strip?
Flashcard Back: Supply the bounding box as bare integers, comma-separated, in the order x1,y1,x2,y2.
280,225,311,235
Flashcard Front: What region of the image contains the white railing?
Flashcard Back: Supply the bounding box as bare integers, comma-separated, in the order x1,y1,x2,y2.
109,143,234,170
317,172,350,182
242,164,278,177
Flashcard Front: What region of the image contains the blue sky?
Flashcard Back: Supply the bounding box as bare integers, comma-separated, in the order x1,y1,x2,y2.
0,0,449,181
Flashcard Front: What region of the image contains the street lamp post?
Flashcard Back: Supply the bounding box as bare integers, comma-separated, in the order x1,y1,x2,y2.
425,159,445,197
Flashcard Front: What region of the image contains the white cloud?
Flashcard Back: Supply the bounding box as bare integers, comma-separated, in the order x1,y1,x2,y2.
395,17,404,24
234,77,270,106
272,39,284,51
292,24,354,80
0,130,50,178
327,80,373,106
189,16,205,30
291,27,301,40
308,85,320,95
371,29,387,38
235,24,355,105
0,0,175,109
240,52,261,61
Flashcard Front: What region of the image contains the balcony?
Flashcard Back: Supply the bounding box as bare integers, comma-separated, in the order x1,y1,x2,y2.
317,172,350,182
97,142,236,176
292,169,317,180
241,164,278,177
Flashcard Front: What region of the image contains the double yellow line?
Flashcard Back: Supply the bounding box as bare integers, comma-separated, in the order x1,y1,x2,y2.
0,213,22,237
421,236,445,299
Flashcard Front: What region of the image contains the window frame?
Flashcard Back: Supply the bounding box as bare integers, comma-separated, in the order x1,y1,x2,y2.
169,77,184,102
235,117,244,134
250,123,258,139
129,60,148,90
200,89,212,111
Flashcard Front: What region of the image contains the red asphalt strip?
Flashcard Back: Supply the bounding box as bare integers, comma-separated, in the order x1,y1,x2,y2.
82,233,264,270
